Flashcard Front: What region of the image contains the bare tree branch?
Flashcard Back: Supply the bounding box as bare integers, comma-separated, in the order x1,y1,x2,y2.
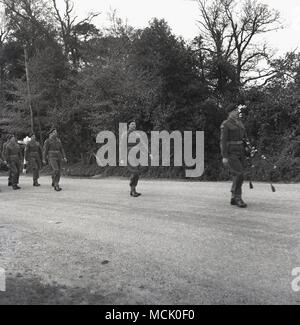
51,0,100,68
194,0,282,90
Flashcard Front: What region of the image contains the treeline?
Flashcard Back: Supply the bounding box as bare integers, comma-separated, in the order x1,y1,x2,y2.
0,0,299,181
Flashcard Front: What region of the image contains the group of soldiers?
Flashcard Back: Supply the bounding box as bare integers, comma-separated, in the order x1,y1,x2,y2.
0,103,251,208
1,128,67,192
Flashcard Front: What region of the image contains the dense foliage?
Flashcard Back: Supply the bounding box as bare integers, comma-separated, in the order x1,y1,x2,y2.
0,0,299,181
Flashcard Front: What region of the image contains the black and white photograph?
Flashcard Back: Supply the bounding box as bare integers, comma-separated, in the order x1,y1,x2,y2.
0,0,300,308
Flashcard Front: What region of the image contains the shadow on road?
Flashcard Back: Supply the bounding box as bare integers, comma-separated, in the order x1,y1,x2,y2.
0,275,117,305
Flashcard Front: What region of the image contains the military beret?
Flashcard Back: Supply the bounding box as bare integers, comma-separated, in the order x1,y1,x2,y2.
48,128,57,136
128,120,136,125
6,133,16,140
225,103,238,114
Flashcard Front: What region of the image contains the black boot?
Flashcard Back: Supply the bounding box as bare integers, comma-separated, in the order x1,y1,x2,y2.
13,185,21,190
8,181,12,187
33,181,41,187
231,196,237,205
54,185,62,192
130,187,141,197
134,189,142,197
235,197,247,208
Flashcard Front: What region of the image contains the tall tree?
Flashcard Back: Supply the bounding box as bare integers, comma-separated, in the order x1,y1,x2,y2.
52,0,100,68
131,18,208,130
194,0,281,96
0,0,58,135
0,7,9,109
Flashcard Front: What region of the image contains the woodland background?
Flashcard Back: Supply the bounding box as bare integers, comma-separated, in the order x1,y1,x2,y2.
0,0,299,181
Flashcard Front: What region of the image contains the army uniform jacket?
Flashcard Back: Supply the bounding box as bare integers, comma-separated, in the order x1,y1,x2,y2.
2,140,9,161
4,142,23,164
220,118,247,159
43,138,66,162
25,140,43,166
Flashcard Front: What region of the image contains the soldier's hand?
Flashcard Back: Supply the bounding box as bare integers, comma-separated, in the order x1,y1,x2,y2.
63,158,68,163
222,158,229,166
43,160,47,165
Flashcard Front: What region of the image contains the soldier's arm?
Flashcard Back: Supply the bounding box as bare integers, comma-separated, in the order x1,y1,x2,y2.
130,131,149,157
138,133,149,156
220,122,229,159
59,141,67,160
38,143,43,161
6,146,11,164
43,140,49,162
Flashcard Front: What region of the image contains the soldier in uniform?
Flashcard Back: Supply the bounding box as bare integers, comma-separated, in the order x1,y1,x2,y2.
25,134,43,187
121,121,150,197
220,103,248,208
43,128,67,192
4,134,22,190
2,135,13,186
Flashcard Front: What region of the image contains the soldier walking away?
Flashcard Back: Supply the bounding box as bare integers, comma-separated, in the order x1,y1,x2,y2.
43,128,67,192
2,135,13,187
25,133,43,187
220,104,248,208
4,134,22,190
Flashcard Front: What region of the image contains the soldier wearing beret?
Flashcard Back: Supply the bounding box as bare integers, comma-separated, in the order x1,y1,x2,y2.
3,134,22,190
25,133,43,187
121,121,142,197
120,120,151,197
220,103,248,208
43,128,67,192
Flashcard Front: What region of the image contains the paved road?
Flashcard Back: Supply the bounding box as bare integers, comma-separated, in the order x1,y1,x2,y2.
0,176,299,305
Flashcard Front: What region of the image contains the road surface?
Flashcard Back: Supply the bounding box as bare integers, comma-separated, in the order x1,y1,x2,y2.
0,176,299,305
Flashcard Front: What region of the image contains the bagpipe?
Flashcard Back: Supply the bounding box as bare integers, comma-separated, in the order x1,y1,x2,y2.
243,139,277,193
